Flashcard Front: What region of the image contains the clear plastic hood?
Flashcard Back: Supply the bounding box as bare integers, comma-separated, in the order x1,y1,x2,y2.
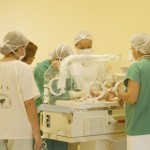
57,54,121,90
43,54,126,103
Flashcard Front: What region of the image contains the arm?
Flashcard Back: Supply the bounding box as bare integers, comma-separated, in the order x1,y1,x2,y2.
118,79,140,105
24,99,42,150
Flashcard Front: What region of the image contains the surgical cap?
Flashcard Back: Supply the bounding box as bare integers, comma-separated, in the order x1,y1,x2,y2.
0,31,29,55
74,31,92,45
50,44,73,60
130,33,150,54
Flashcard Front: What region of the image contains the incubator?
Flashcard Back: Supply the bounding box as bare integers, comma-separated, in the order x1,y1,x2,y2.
39,54,127,150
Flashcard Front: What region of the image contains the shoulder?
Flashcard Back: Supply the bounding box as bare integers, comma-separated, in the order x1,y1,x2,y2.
14,60,31,71
34,60,51,72
126,62,140,78
128,60,147,72
8,61,33,79
35,60,51,68
9,60,29,69
0,61,33,81
128,62,139,71
124,61,141,86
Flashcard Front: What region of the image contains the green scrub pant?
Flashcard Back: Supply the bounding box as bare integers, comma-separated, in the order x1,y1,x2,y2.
46,139,68,150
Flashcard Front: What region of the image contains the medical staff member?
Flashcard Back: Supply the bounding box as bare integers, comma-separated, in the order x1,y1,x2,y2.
34,44,74,107
118,33,150,150
73,31,117,100
71,31,93,90
0,31,42,150
34,44,74,150
72,31,104,92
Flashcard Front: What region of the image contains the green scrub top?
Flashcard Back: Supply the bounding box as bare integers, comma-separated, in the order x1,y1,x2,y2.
124,58,150,135
34,60,76,105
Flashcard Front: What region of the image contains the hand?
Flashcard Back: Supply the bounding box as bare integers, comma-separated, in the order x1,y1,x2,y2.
118,92,124,107
33,132,43,150
101,90,115,101
90,90,100,97
118,97,124,107
108,90,116,96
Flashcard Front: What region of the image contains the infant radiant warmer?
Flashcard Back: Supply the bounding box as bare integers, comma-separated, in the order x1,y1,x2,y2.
39,54,127,150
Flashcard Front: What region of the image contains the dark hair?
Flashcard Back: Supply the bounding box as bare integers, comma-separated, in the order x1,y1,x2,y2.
22,41,38,62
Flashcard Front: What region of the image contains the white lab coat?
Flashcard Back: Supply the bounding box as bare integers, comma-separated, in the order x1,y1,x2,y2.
69,62,108,90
